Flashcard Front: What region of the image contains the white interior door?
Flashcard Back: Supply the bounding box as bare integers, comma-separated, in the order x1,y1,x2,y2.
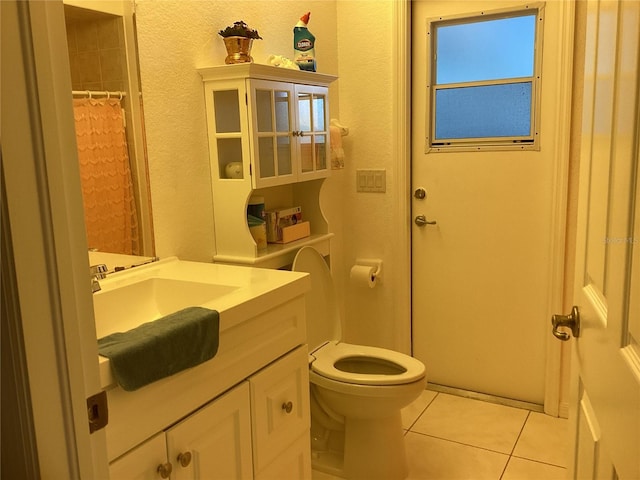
567,0,640,477
411,0,573,405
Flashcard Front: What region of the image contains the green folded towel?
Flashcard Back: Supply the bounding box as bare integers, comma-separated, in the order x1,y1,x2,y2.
98,306,219,391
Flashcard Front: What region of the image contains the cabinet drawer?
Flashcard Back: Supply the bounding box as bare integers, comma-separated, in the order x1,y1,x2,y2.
250,346,310,472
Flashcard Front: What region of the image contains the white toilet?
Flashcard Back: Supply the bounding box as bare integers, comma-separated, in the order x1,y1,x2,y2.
292,247,426,480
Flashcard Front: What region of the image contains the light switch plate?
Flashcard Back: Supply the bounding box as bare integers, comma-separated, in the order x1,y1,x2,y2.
356,169,386,193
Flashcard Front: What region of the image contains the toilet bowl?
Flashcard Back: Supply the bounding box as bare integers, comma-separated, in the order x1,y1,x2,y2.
293,247,426,480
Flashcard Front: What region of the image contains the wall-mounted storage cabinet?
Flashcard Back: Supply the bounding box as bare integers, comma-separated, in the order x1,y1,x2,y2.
198,64,337,268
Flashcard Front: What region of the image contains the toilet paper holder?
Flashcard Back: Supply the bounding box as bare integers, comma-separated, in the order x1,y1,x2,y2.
355,258,383,283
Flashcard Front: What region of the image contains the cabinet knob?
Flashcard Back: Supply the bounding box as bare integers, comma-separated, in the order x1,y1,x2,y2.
157,462,172,479
282,401,293,414
177,451,192,467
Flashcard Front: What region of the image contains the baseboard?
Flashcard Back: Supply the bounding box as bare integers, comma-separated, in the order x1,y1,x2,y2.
427,383,545,413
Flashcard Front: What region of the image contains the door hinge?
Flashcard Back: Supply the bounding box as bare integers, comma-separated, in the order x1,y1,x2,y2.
87,391,109,433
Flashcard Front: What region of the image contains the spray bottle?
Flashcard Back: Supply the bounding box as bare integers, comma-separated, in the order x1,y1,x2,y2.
293,12,316,72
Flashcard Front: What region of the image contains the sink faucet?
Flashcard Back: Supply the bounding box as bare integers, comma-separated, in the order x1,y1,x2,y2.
90,264,108,293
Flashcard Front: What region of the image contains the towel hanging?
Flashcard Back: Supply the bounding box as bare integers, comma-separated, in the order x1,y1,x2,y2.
330,118,349,136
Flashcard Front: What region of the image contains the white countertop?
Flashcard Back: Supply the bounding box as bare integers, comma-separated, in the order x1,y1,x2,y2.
94,256,310,389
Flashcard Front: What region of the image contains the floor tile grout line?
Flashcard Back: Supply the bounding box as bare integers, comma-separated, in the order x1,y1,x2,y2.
509,453,569,469
510,410,531,456
405,391,440,432
499,411,531,480
405,429,514,458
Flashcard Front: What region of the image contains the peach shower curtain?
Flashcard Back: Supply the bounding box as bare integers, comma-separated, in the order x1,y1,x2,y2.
73,97,139,255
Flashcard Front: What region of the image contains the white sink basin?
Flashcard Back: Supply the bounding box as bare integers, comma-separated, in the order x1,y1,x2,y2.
93,277,238,339
92,256,310,389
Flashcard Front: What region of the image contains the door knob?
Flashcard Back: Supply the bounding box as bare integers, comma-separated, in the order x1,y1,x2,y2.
282,401,294,414
415,215,437,226
551,306,580,341
177,451,192,468
157,463,172,479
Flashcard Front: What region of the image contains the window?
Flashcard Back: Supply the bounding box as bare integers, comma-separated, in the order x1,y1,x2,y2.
427,6,543,151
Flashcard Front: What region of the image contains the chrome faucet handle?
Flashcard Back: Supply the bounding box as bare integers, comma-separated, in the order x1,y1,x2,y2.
89,264,108,280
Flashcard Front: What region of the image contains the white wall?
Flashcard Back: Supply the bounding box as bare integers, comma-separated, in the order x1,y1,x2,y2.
335,1,407,351
135,0,339,262
136,0,407,352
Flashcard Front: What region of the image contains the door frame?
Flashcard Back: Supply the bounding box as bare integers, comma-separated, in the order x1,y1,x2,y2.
404,0,576,415
3,0,109,476
540,0,577,417
394,0,412,355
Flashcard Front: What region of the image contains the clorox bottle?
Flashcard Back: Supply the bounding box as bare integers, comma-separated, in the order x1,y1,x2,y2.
293,12,316,72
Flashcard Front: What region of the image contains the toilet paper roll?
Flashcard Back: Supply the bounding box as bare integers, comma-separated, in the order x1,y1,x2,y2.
350,265,377,288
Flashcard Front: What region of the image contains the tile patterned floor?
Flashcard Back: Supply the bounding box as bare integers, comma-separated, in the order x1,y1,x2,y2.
313,389,569,480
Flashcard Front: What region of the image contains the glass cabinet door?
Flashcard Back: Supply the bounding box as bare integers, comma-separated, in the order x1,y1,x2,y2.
251,80,295,187
211,88,245,180
296,85,329,178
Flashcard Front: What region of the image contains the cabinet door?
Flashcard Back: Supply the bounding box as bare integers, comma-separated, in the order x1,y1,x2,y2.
295,85,330,181
109,433,168,480
166,382,253,480
249,80,296,188
250,346,311,474
255,433,312,480
205,80,251,181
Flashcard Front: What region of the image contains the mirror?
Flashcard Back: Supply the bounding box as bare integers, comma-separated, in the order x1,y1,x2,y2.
63,0,155,256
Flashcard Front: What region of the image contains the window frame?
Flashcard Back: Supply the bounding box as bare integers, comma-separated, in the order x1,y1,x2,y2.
425,4,545,152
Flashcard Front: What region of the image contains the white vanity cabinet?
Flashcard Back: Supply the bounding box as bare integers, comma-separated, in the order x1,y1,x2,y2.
198,64,337,269
250,346,311,478
101,267,313,480
108,383,253,479
165,382,254,480
108,433,167,480
108,348,310,480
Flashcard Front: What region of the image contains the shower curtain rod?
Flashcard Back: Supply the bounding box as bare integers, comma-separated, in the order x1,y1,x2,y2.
72,90,127,99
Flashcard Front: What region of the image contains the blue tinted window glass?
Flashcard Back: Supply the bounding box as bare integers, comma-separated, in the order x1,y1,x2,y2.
436,14,536,84
434,82,532,140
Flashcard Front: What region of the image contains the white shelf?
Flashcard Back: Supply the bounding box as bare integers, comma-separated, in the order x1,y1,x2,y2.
198,63,337,87
213,233,334,269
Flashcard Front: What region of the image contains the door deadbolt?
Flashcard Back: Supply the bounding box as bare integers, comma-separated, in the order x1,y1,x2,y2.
414,188,427,200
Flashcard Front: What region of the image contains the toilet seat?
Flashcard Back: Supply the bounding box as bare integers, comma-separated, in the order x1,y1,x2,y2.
311,340,425,386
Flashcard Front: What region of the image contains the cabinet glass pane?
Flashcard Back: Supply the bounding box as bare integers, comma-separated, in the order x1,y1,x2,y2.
300,136,312,173
258,137,275,177
298,94,311,132
313,95,326,131
214,90,241,133
277,136,292,175
315,134,327,170
217,138,243,179
256,90,273,132
274,91,290,133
